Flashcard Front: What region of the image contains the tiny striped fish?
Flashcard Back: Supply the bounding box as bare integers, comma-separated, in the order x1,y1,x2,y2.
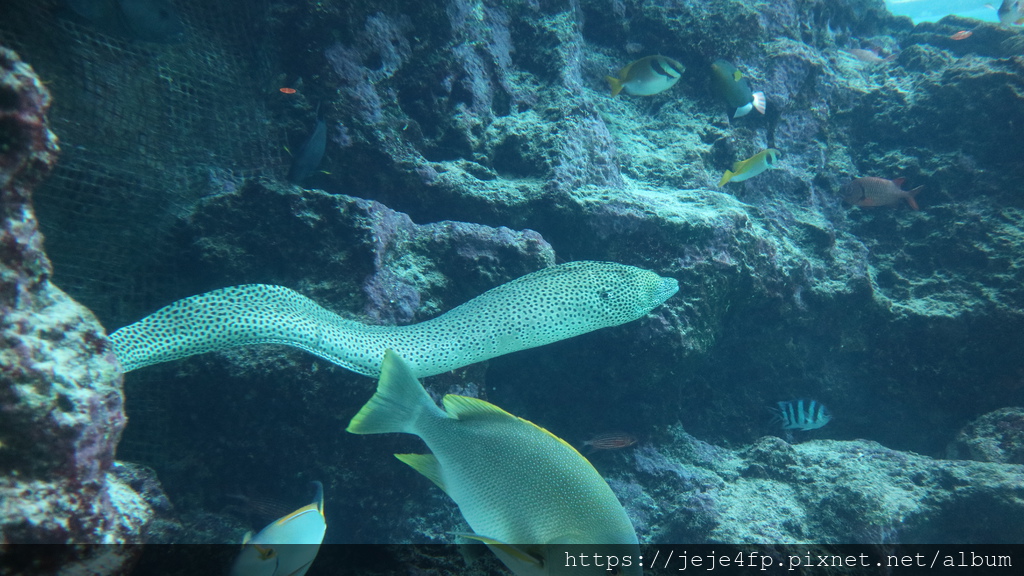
582,432,638,452
775,400,831,431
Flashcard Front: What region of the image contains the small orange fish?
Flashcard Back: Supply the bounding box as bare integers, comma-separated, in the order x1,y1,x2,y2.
841,176,923,210
279,87,297,94
582,432,638,452
950,30,973,40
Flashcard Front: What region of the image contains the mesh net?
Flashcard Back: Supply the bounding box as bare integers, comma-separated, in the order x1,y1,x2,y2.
0,0,284,327
0,0,286,467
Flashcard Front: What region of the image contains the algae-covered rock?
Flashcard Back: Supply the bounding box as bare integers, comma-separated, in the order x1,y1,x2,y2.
602,426,1024,544
0,46,150,557
948,407,1024,465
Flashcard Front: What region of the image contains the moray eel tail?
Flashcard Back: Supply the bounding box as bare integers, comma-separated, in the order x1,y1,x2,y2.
109,284,356,373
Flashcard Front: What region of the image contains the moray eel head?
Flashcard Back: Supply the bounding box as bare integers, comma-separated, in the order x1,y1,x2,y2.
596,264,678,324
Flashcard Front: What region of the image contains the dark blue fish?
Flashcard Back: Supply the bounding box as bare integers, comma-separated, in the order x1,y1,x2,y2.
287,109,327,185
775,399,831,431
65,0,184,43
117,0,184,43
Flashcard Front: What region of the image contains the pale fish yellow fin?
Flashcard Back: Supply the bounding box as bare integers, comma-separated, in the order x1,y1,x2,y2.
395,453,448,494
274,504,320,527
443,394,514,418
443,395,593,463
456,533,545,568
719,170,735,186
605,75,624,97
241,531,254,546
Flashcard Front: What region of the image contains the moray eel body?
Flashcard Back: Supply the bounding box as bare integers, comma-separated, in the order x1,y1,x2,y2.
109,261,679,378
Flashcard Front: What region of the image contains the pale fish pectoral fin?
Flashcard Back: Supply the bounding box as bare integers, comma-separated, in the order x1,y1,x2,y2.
395,453,449,494
456,533,546,572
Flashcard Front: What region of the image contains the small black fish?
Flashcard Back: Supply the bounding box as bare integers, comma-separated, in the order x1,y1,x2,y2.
287,111,327,185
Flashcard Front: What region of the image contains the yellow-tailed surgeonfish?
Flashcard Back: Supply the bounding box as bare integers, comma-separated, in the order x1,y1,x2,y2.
719,149,780,186
347,350,642,576
710,59,766,120
230,482,327,576
606,55,685,97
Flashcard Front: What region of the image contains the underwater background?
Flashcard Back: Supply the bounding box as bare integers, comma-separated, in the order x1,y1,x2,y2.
1,0,1023,566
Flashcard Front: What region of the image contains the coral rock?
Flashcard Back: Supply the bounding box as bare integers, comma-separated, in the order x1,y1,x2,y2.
0,46,150,556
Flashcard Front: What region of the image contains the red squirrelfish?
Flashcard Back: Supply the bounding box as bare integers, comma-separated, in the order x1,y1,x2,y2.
841,176,923,210
583,432,638,452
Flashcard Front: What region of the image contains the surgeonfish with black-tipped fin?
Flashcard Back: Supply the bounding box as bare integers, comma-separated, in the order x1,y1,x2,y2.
719,149,779,186
841,176,923,210
229,481,327,576
347,350,642,576
774,400,831,431
606,55,685,97
710,59,766,119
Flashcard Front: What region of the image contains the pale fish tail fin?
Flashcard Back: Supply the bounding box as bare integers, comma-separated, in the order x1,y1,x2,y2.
906,185,924,210
605,75,624,97
719,170,735,187
347,349,445,435
752,91,767,114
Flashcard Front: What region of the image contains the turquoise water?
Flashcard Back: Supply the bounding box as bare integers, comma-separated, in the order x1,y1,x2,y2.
886,0,1003,23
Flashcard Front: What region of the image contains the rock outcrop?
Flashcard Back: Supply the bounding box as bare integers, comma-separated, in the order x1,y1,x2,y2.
0,47,150,560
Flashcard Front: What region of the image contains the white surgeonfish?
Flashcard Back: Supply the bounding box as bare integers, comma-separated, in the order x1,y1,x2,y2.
347,350,642,576
229,481,327,576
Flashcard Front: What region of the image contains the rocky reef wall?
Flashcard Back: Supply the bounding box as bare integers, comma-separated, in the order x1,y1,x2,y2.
1,0,1022,548
0,47,150,560
258,0,1024,455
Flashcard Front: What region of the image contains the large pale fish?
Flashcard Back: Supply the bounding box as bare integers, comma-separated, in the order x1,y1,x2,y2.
997,0,1024,25
347,350,642,576
841,176,922,210
605,55,685,97
710,59,766,120
109,261,679,378
719,149,779,186
229,482,327,576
